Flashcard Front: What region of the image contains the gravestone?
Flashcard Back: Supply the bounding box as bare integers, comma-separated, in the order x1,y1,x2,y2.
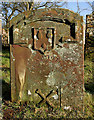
10,8,84,111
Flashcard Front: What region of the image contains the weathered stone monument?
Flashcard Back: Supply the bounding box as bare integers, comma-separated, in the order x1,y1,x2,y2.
10,8,84,111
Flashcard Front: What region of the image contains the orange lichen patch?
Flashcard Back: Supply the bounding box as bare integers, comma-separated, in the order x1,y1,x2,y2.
42,9,58,16
24,10,32,18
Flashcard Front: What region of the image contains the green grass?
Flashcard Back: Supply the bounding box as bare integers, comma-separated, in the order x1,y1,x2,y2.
84,47,94,119
2,47,10,83
2,47,11,101
84,59,94,94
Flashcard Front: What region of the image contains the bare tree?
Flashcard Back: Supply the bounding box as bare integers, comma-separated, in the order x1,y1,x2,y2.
85,0,94,11
2,2,34,25
2,1,67,28
76,0,93,15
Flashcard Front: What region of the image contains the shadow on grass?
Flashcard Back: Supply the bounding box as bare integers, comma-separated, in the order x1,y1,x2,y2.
1,55,10,59
2,45,10,57
2,79,11,101
85,82,94,94
1,67,10,71
2,45,10,51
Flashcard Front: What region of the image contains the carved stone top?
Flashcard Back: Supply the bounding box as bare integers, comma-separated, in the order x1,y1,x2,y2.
10,8,83,27
9,8,83,45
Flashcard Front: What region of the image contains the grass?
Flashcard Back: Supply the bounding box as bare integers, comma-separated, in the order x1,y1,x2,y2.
1,47,94,119
84,59,94,94
2,47,10,84
2,47,11,101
